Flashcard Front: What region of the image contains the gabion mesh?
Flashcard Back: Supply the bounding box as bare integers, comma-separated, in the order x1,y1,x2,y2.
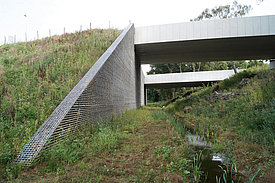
15,24,143,166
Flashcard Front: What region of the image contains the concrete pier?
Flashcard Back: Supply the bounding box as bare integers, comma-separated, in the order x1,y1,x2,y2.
270,59,275,69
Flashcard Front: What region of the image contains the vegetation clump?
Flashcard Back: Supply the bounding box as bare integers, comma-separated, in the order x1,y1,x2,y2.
164,65,275,182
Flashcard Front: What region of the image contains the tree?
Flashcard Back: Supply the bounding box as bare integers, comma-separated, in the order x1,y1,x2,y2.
247,60,264,68
190,1,252,21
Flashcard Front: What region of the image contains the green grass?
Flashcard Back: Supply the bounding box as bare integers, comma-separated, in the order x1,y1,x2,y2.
0,28,122,176
2,108,194,182
165,65,275,182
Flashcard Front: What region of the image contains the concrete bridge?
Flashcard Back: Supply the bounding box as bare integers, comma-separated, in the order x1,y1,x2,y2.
144,69,244,89
135,15,275,66
17,15,275,166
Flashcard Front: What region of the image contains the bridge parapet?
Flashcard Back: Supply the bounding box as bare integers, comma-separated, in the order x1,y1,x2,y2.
145,70,244,88
135,15,275,44
135,15,275,64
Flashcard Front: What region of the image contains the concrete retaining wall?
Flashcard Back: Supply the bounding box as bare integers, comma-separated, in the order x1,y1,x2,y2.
16,24,142,166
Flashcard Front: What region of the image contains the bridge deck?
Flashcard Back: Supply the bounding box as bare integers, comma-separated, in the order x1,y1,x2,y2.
145,70,244,88
135,15,275,64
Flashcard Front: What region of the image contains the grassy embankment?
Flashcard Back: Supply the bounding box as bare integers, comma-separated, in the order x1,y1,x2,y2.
2,65,273,183
0,28,122,178
8,109,195,182
162,65,275,182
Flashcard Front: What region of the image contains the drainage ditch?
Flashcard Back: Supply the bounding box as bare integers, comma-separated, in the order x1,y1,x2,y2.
187,132,247,182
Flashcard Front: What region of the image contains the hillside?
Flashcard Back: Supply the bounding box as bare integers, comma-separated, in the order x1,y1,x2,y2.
0,29,122,176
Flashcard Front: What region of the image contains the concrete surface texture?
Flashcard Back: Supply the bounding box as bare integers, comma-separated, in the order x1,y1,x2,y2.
145,70,244,88
16,24,143,166
271,59,275,69
135,15,275,64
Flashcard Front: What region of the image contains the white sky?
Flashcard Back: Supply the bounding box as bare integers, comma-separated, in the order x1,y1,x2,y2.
0,0,275,73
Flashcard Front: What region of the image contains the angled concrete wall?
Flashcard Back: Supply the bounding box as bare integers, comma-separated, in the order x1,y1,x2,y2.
17,24,143,166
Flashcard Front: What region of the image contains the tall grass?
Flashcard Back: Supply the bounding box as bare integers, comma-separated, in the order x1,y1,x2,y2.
165,65,275,181
1,105,152,180
0,29,122,174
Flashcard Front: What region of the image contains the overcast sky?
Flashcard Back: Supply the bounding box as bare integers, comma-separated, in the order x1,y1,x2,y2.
1,0,275,73
1,0,275,44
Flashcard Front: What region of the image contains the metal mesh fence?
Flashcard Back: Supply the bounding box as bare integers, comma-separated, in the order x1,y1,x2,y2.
15,24,143,166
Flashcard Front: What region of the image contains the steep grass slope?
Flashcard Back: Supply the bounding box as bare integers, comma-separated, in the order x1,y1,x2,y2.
0,29,122,172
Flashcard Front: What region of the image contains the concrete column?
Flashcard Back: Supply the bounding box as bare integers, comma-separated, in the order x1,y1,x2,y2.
270,59,275,69
144,88,147,105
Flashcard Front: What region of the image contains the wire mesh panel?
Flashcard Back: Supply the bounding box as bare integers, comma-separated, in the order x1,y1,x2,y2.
15,24,142,166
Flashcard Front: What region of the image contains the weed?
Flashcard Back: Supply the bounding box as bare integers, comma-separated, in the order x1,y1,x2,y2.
154,146,175,161
193,150,203,183
172,136,184,145
145,169,154,181
103,165,115,175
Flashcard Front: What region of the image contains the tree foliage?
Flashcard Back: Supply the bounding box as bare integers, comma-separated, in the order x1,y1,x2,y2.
148,61,248,75
190,0,252,21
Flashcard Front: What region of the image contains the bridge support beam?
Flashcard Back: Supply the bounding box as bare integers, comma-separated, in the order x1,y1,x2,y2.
144,88,147,105
270,59,275,69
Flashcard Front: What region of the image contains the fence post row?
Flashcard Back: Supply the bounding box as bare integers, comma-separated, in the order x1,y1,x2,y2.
2,21,126,45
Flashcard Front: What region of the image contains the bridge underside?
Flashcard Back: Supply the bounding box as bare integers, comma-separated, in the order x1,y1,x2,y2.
145,81,214,89
144,70,240,89
135,35,275,64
